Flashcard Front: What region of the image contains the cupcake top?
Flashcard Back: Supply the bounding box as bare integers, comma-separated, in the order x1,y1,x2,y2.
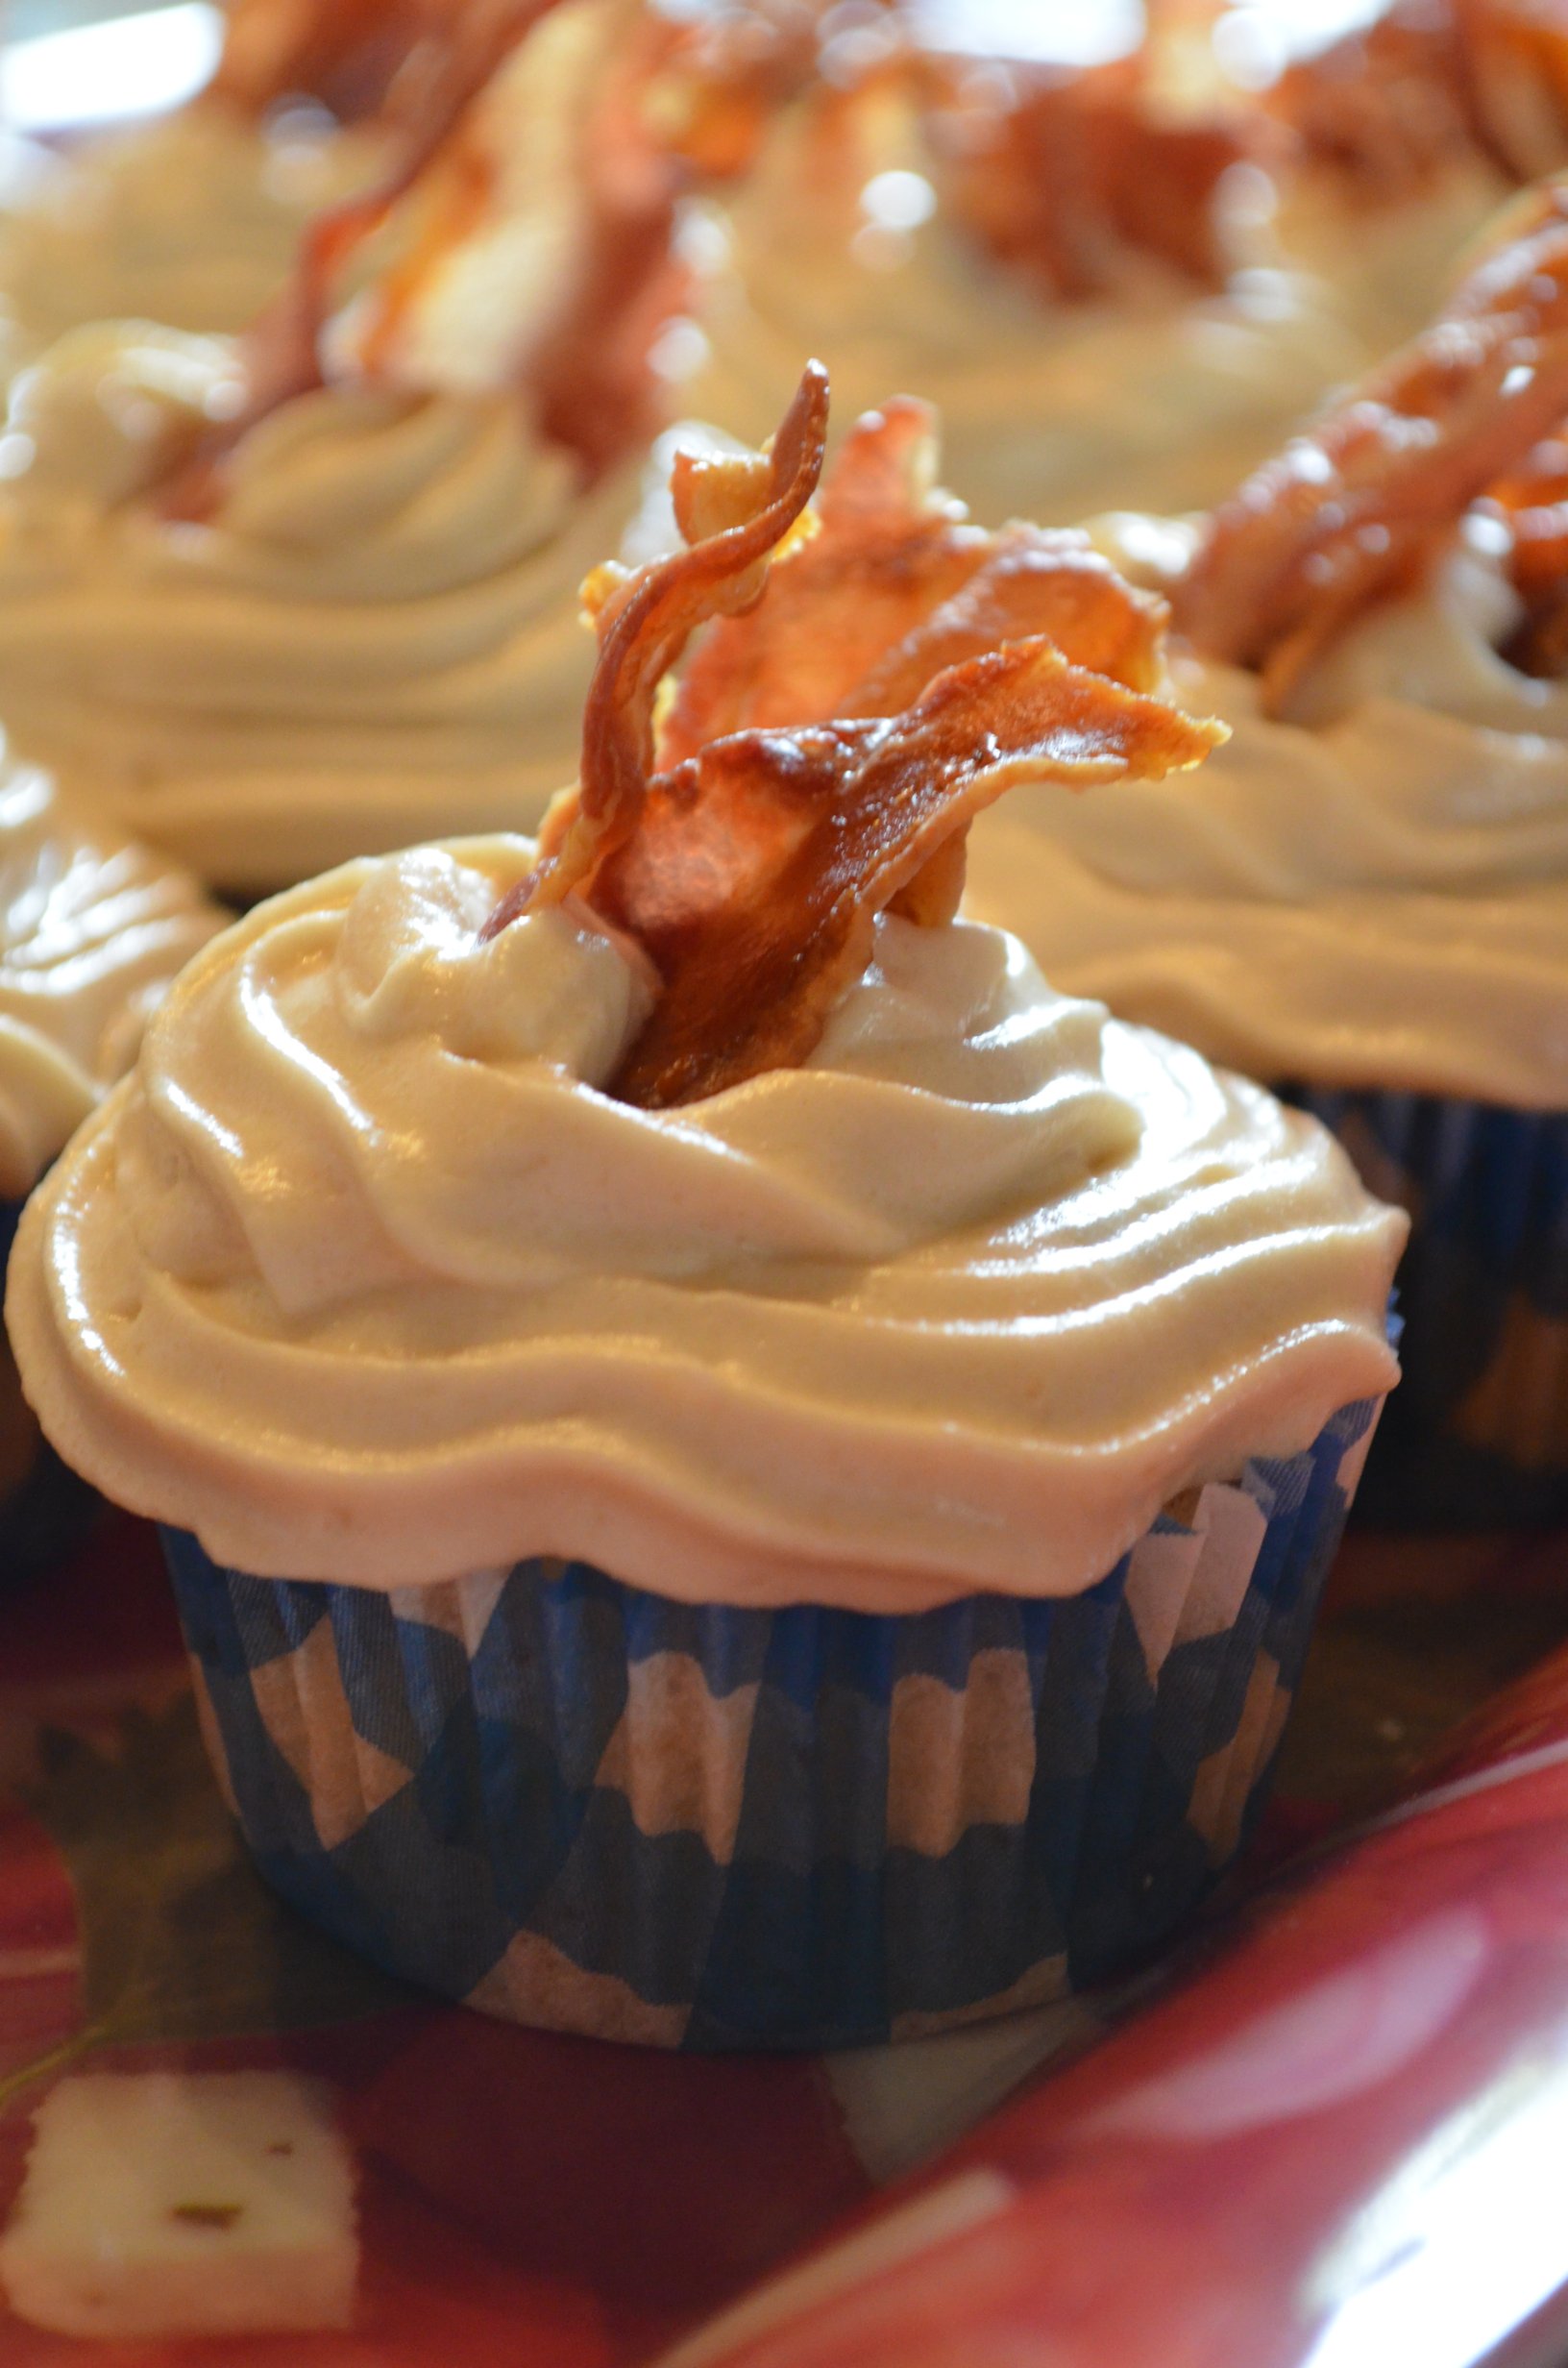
0,752,224,1201
0,0,434,381
674,2,1364,523
9,370,1405,1603
1250,0,1568,349
967,174,1568,1108
0,6,695,894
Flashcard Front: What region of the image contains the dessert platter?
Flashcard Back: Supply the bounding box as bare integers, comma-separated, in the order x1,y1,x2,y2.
0,2,1567,2361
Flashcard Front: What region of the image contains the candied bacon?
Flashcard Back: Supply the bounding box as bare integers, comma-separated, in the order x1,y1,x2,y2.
485,360,833,934
660,397,1166,762
1266,0,1568,195
485,369,1224,1108
598,641,1223,1108
929,51,1246,300
1173,176,1568,699
208,0,435,125
1479,431,1568,671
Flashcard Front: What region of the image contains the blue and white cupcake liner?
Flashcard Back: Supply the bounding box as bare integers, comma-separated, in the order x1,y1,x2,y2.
1285,1087,1568,1527
163,1394,1380,2053
0,1195,99,1582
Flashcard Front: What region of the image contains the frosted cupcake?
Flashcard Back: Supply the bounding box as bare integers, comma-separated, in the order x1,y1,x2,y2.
0,0,416,385
0,754,222,1571
1247,0,1568,352
674,3,1364,524
967,176,1568,1524
0,4,693,896
9,370,1405,2045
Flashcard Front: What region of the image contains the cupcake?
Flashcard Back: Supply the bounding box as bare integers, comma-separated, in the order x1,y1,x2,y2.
0,752,222,1571
672,3,1366,524
1250,0,1568,353
966,174,1568,1525
0,3,692,897
0,0,410,386
8,369,1404,2046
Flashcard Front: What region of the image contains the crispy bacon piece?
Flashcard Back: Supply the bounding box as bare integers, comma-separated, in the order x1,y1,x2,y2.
661,396,1166,761
485,371,1223,1107
486,360,833,934
930,52,1246,299
208,0,434,125
1173,176,1568,698
596,642,1223,1108
1267,0,1568,195
1479,430,1568,671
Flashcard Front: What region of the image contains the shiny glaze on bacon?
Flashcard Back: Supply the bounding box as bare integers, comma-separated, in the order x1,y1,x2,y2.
491,368,1224,1110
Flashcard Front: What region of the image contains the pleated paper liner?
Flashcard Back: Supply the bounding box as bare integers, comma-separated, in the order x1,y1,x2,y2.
163,1390,1382,2052
1284,1088,1568,1527
0,1196,99,1581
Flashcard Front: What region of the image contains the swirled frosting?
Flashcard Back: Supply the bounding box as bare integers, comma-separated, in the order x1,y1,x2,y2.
683,89,1364,527
0,324,633,891
965,532,1568,1107
0,109,379,379
0,752,223,1199
9,834,1403,1602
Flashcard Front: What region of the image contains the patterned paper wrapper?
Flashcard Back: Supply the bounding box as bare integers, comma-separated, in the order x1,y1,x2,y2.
0,1196,99,1581
1284,1087,1568,1527
162,1393,1382,2053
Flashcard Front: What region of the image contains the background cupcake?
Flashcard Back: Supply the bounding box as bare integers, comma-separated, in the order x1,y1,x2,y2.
672,0,1365,524
0,2,698,895
0,752,222,1572
8,374,1405,2045
967,173,1568,1525
0,0,417,387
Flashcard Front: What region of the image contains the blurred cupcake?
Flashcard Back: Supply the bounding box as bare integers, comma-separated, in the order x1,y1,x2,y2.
0,5,695,896
0,753,221,1573
8,370,1404,2046
0,0,416,385
672,1,1364,523
967,176,1568,1525
1243,0,1568,352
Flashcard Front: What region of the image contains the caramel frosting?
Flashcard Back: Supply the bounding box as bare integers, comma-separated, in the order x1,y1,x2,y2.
9,834,1403,1600
0,753,223,1200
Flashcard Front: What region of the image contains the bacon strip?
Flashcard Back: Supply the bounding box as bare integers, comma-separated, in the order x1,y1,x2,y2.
208,0,434,125
661,399,1166,761
482,361,833,938
599,643,1223,1108
483,369,1223,1107
1173,177,1568,698
1269,0,1568,195
934,52,1246,300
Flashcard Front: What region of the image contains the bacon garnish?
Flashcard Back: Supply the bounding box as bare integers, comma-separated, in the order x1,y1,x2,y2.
485,369,1223,1108
933,53,1247,299
485,360,833,934
208,0,435,125
1266,0,1568,197
1173,176,1568,700
593,642,1222,1109
661,396,1166,761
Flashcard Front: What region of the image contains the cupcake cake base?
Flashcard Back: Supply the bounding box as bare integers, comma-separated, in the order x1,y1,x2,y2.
164,1394,1383,2053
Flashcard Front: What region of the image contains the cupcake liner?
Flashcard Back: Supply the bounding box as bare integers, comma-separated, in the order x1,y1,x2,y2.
0,1195,100,1581
1284,1087,1568,1527
162,1393,1381,2053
